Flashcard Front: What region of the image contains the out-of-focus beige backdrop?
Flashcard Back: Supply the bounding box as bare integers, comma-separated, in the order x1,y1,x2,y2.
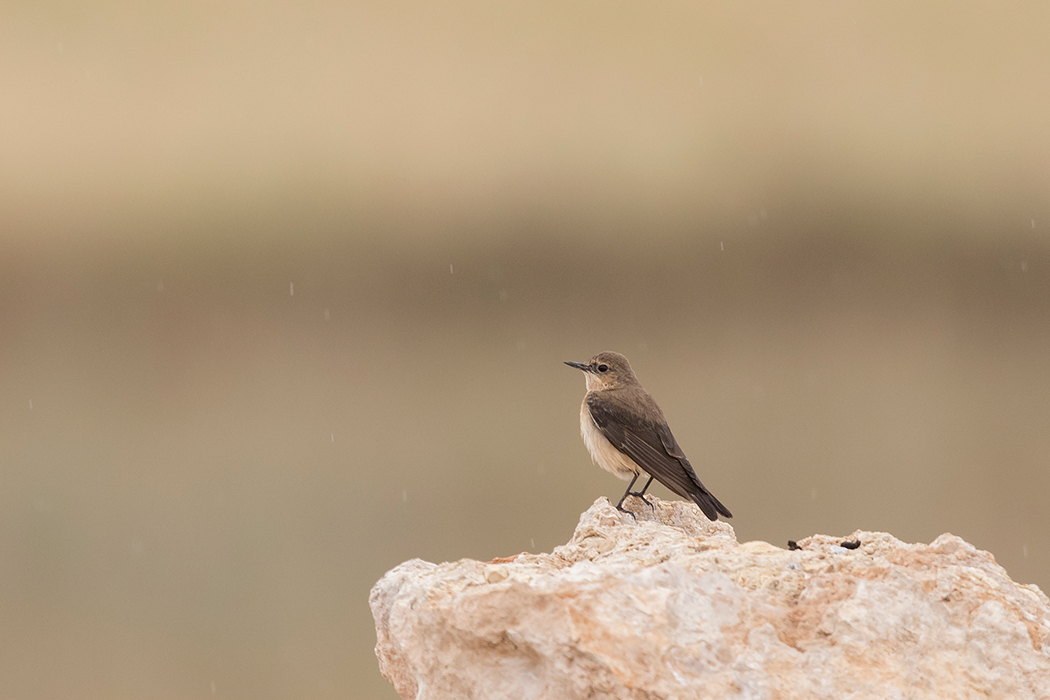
3,2,1050,698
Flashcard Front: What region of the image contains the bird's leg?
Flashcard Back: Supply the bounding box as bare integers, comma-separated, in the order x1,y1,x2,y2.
615,474,639,520
628,475,656,510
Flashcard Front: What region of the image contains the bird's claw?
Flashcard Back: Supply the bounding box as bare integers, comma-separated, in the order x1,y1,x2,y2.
615,503,638,520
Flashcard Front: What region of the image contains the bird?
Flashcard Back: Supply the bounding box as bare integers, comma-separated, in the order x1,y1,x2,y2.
565,351,732,521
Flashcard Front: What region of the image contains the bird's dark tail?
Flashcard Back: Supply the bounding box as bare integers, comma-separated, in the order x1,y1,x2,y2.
690,486,732,521
677,457,732,520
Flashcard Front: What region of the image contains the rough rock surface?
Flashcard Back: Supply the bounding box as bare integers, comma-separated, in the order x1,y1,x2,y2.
370,497,1050,699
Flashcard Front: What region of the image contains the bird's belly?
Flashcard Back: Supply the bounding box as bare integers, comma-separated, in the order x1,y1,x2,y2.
580,403,641,480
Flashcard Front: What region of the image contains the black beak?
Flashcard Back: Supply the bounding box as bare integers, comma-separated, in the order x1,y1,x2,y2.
564,361,591,372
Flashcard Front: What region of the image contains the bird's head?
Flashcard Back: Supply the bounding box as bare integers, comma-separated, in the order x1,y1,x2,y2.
564,351,638,391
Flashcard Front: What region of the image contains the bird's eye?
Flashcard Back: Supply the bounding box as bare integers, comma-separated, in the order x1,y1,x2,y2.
597,364,609,373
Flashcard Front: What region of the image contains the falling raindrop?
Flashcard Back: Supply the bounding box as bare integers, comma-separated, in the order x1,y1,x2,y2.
1023,545,1029,558
1022,261,1028,272
157,281,164,292
530,538,536,549
331,433,334,442
211,681,217,694
720,241,724,251
449,264,454,274
810,488,817,501
29,399,33,410
290,282,294,296
324,308,330,321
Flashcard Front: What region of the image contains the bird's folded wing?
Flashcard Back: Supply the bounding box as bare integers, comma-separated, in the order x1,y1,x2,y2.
585,394,697,500
620,429,705,501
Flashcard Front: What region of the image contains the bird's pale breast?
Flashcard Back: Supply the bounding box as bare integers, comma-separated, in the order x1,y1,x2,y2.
580,397,641,480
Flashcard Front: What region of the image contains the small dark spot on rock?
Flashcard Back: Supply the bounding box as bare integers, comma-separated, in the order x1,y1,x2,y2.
787,540,801,551
839,540,861,550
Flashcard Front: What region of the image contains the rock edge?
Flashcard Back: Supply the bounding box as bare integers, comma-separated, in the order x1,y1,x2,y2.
371,496,1050,699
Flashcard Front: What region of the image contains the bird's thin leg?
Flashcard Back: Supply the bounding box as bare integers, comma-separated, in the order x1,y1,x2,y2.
628,475,656,510
615,474,640,519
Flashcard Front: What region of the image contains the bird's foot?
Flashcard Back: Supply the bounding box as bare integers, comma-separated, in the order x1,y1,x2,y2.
615,502,638,520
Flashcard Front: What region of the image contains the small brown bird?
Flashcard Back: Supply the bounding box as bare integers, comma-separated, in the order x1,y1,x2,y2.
565,351,732,521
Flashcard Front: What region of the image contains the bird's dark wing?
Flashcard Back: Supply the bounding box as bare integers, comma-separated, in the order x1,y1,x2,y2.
586,391,732,520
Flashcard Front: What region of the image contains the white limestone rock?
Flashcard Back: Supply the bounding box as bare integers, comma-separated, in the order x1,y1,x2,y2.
370,496,1050,699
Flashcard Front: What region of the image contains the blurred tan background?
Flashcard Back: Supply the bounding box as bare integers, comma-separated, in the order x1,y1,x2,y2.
3,1,1050,698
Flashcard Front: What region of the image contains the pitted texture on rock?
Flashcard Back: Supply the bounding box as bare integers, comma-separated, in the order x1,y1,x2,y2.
370,497,1050,699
